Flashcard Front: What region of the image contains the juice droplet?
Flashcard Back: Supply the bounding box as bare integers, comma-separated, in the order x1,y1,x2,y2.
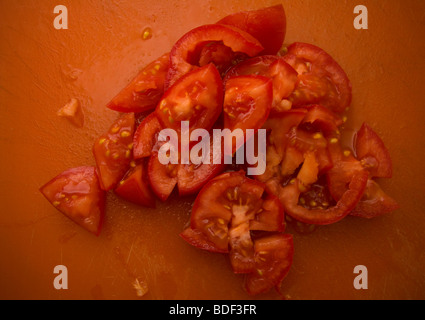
142,27,153,40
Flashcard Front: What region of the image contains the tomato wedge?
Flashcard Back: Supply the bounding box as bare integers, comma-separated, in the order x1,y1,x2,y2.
223,75,273,153
156,64,223,136
262,109,308,156
177,135,226,196
217,4,287,55
93,113,136,191
166,24,264,88
181,170,285,254
180,170,291,294
224,55,298,112
282,42,352,113
40,166,106,236
326,143,365,201
279,169,368,225
244,233,294,296
147,151,178,202
133,112,163,159
355,123,393,178
106,53,169,113
350,179,399,219
115,162,156,208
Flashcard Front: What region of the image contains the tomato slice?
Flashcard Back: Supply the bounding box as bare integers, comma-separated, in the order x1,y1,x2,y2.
244,234,294,296
181,171,285,257
224,56,298,112
177,161,226,196
355,123,393,178
147,151,178,201
217,4,287,55
156,64,223,136
133,112,163,159
177,135,226,196
223,75,273,153
278,169,368,225
282,42,352,113
350,179,399,219
40,166,106,236
268,59,299,111
262,109,308,156
106,53,170,113
180,227,225,253
166,24,264,88
115,162,156,208
326,143,365,201
93,113,136,191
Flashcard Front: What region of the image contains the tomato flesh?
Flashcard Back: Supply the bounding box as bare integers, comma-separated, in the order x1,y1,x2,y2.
93,113,136,191
177,136,226,196
180,171,291,292
133,112,163,159
355,123,393,178
147,151,178,202
350,179,399,219
244,233,294,296
40,166,106,236
107,53,170,113
198,41,248,77
282,42,352,113
115,162,156,208
223,75,273,153
156,64,223,136
225,55,298,113
279,170,368,225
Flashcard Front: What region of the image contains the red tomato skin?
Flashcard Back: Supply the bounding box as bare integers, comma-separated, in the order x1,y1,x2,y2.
244,233,294,296
133,112,163,159
93,113,136,191
166,24,264,88
326,143,365,201
189,171,247,231
115,162,156,208
301,104,343,134
355,123,393,178
279,170,368,225
262,108,308,156
106,53,170,113
223,75,273,153
249,194,286,232
224,56,298,111
350,179,399,219
180,227,228,254
39,166,106,236
283,42,352,113
217,4,287,55
147,152,178,202
177,163,226,197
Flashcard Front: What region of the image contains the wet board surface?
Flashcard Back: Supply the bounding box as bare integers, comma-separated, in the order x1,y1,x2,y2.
1,0,425,300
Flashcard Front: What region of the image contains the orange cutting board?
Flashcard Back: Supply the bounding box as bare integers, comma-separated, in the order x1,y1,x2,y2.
1,0,425,300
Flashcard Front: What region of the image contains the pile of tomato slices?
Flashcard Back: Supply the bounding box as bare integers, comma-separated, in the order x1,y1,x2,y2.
40,5,398,296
